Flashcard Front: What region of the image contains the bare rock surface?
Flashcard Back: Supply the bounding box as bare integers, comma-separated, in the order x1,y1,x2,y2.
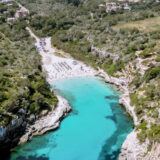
119,130,148,160
19,96,71,144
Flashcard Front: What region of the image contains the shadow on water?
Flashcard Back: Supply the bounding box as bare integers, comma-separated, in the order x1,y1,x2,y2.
7,132,58,160
98,103,133,160
0,150,48,160
15,155,49,160
55,89,76,104
104,95,119,100
105,115,117,123
0,150,10,160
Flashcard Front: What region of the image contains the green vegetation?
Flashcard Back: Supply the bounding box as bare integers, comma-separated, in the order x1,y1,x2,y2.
144,66,160,82
0,3,58,127
19,0,160,76
136,121,148,143
112,16,160,32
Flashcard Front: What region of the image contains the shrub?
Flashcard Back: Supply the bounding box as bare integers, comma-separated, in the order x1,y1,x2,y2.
144,66,160,82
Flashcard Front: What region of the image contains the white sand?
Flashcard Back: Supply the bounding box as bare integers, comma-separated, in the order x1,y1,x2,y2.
27,27,97,83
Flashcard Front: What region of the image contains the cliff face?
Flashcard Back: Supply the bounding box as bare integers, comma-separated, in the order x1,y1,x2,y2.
0,117,26,150
0,115,27,159
0,96,71,159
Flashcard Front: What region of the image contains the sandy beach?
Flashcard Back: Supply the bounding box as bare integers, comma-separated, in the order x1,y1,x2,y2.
27,27,97,83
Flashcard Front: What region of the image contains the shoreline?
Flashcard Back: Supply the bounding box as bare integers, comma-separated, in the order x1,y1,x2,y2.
95,70,148,159
96,69,138,124
25,27,147,159
19,95,71,144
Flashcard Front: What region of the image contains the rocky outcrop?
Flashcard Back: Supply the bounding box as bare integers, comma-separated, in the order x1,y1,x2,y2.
97,68,128,89
119,132,160,160
0,95,71,159
19,95,71,143
119,131,160,160
91,46,120,61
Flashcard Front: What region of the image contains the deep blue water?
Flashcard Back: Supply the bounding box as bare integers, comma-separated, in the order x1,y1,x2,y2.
10,77,133,160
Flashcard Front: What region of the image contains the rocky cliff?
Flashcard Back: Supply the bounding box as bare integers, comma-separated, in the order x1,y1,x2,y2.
96,51,160,160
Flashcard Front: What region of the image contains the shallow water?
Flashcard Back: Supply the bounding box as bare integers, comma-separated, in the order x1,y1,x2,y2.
10,77,133,160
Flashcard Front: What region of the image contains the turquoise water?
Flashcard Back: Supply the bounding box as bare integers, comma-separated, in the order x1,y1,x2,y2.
10,77,133,160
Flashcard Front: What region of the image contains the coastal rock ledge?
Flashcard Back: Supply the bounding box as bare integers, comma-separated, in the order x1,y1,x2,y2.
97,69,160,160
119,130,160,160
19,95,71,144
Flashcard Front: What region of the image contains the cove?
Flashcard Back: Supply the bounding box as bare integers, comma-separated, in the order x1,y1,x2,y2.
9,77,133,160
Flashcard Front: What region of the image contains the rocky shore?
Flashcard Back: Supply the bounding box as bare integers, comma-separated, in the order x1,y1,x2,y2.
97,69,160,160
19,95,71,144
96,69,147,159
97,69,138,122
